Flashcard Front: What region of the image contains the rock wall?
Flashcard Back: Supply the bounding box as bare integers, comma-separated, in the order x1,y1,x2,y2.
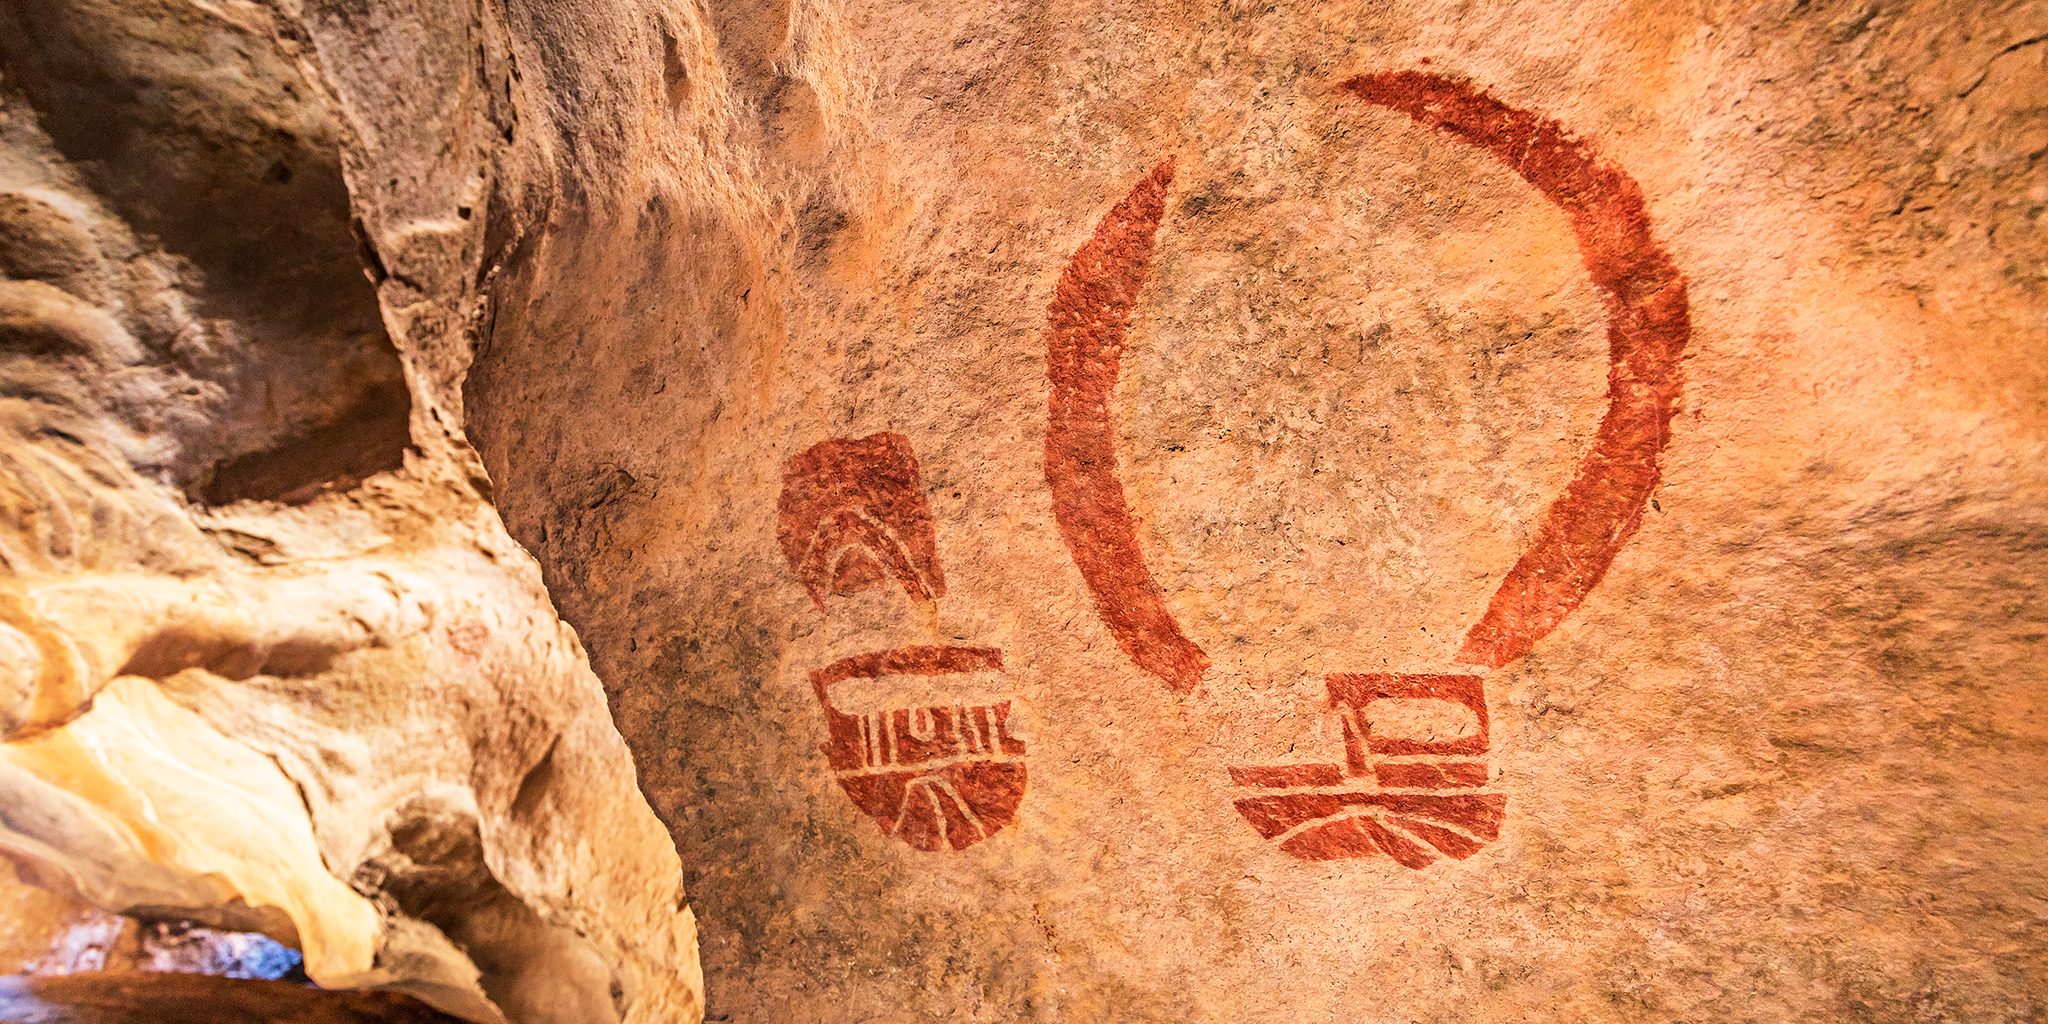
0,1,698,1022
1,0,2043,1022
457,0,2047,1021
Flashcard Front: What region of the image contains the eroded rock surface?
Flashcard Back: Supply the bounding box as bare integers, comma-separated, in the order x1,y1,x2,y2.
454,0,2046,1022
2,0,2044,1022
0,972,470,1024
0,2,698,1022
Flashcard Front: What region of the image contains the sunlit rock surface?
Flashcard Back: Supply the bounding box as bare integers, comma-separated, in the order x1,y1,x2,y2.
0,1,697,1022
2,0,2044,1022
0,972,470,1023
459,1,2047,1021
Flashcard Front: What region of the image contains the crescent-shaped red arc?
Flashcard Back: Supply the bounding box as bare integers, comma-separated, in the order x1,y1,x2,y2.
1340,72,1692,668
1041,70,1690,689
1043,157,1210,692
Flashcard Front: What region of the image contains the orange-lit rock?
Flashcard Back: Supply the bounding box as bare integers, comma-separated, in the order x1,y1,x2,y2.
457,1,2045,1020
3,0,2044,1022
0,2,697,1021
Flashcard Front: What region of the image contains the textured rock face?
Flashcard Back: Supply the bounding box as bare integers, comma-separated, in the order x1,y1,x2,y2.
456,0,2046,1021
2,1,2044,1023
0,2,698,1022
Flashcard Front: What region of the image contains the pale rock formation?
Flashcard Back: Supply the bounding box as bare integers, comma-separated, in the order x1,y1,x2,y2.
0,1,698,1022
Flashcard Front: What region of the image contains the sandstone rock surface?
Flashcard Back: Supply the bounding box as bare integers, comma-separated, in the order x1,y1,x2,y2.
457,0,2047,1021
0,972,471,1023
2,0,2045,1022
0,1,698,1021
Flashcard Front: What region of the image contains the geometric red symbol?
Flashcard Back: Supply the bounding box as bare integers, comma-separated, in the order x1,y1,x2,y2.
1230,674,1501,866
777,432,946,611
1328,674,1490,760
811,646,1025,852
1226,786,1507,869
1340,71,1693,671
1045,74,1690,691
779,432,1025,852
1042,68,1692,867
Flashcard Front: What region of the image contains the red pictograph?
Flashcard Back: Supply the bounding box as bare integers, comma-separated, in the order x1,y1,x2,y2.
811,646,1027,852
1043,159,1210,694
1041,69,1692,868
1230,674,1502,867
778,433,947,611
780,436,1024,852
1327,673,1491,760
1335,71,1691,671
1228,787,1507,868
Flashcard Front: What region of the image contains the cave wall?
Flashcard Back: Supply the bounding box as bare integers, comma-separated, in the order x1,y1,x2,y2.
0,0,2041,1022
0,1,698,1022
457,0,2048,1021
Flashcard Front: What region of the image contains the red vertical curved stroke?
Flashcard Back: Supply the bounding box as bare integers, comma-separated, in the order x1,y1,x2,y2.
1336,72,1692,669
1043,159,1212,692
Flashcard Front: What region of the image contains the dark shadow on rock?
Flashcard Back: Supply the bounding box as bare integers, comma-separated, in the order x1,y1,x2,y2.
0,0,413,502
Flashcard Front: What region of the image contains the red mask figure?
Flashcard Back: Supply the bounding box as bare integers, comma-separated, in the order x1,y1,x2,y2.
778,432,947,610
811,646,1026,852
781,435,1025,852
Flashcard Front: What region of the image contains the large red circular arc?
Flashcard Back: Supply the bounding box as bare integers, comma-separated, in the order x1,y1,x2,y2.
1042,70,1690,690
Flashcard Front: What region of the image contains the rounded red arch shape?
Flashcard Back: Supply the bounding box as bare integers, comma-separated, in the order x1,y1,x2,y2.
1042,70,1691,692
